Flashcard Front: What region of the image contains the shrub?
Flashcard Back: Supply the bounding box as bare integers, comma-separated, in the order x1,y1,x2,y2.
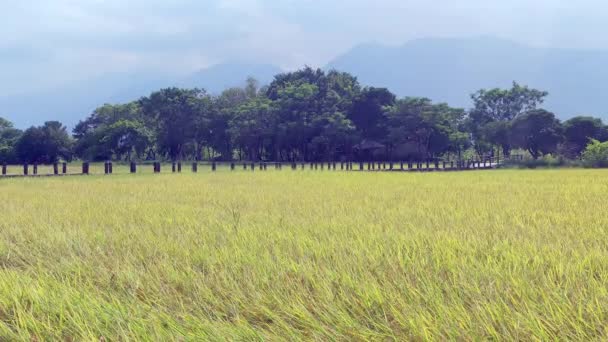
582,139,608,168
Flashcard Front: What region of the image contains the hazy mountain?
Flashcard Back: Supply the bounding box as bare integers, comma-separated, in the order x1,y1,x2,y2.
328,37,608,121
0,63,283,129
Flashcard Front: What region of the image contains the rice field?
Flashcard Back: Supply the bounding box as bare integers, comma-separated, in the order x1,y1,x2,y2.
0,169,607,340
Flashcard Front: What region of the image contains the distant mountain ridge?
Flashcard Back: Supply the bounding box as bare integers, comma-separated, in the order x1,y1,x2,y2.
327,37,608,121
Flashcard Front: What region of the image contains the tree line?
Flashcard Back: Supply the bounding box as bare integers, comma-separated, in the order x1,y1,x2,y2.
1,67,607,164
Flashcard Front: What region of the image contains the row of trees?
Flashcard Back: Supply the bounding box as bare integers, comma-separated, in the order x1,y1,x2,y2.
1,67,607,164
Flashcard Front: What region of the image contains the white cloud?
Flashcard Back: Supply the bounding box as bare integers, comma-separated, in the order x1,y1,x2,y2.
2,0,608,95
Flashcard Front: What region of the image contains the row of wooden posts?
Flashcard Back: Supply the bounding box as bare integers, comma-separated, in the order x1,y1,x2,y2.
1,162,69,176
0,158,496,176
98,159,496,175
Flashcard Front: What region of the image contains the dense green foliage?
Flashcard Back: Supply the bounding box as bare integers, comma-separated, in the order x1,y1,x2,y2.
1,68,607,164
582,140,608,168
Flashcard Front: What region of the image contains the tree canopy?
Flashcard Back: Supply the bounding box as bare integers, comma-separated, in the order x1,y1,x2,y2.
0,68,606,165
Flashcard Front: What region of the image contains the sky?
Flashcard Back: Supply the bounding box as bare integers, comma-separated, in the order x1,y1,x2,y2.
2,0,608,95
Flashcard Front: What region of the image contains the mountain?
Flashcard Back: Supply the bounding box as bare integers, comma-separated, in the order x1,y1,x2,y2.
0,63,283,129
328,37,608,121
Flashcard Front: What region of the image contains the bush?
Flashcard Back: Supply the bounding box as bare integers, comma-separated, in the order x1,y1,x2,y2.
500,153,581,169
582,140,608,168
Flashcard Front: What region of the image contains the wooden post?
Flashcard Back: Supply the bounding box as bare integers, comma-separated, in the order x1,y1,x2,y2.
435,160,439,169
53,163,59,175
177,162,182,173
82,162,89,175
23,164,28,176
231,162,235,171
259,163,263,171
212,162,217,171
33,164,38,175
192,162,198,172
451,161,454,169
172,162,176,173
62,162,67,174
243,163,247,170
1,164,6,176
109,162,113,174
104,162,109,174
130,162,136,173
263,163,267,170
251,163,255,171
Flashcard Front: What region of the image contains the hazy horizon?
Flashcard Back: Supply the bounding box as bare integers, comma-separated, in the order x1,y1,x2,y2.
3,0,608,96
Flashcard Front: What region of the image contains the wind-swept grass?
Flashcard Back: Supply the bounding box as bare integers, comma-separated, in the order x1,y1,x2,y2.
0,170,607,339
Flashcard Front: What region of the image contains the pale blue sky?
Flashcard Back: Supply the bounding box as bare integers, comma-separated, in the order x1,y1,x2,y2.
1,0,608,95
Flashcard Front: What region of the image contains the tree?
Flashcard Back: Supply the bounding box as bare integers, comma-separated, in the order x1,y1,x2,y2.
386,98,466,159
470,82,548,122
74,102,153,161
0,117,22,164
229,98,277,161
480,121,512,157
561,116,607,158
16,121,72,163
349,87,395,141
266,67,360,161
140,88,208,160
510,109,563,159
581,139,608,168
469,82,548,157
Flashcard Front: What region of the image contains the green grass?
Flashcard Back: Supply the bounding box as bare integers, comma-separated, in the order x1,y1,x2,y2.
0,170,607,339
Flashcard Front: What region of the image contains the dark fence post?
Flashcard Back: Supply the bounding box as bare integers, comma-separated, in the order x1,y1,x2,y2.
172,162,176,173
53,163,59,175
83,162,90,174
231,162,235,171
451,161,454,169
178,162,182,173
435,160,440,169
23,164,28,176
109,162,113,174
62,162,67,174
251,163,255,171
263,163,267,171
130,162,137,173
243,163,247,170
104,161,109,174
301,163,305,170
212,162,217,171
1,164,6,176
192,162,198,172
33,164,38,175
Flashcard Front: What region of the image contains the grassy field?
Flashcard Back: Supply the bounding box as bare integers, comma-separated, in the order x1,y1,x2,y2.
0,170,607,340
